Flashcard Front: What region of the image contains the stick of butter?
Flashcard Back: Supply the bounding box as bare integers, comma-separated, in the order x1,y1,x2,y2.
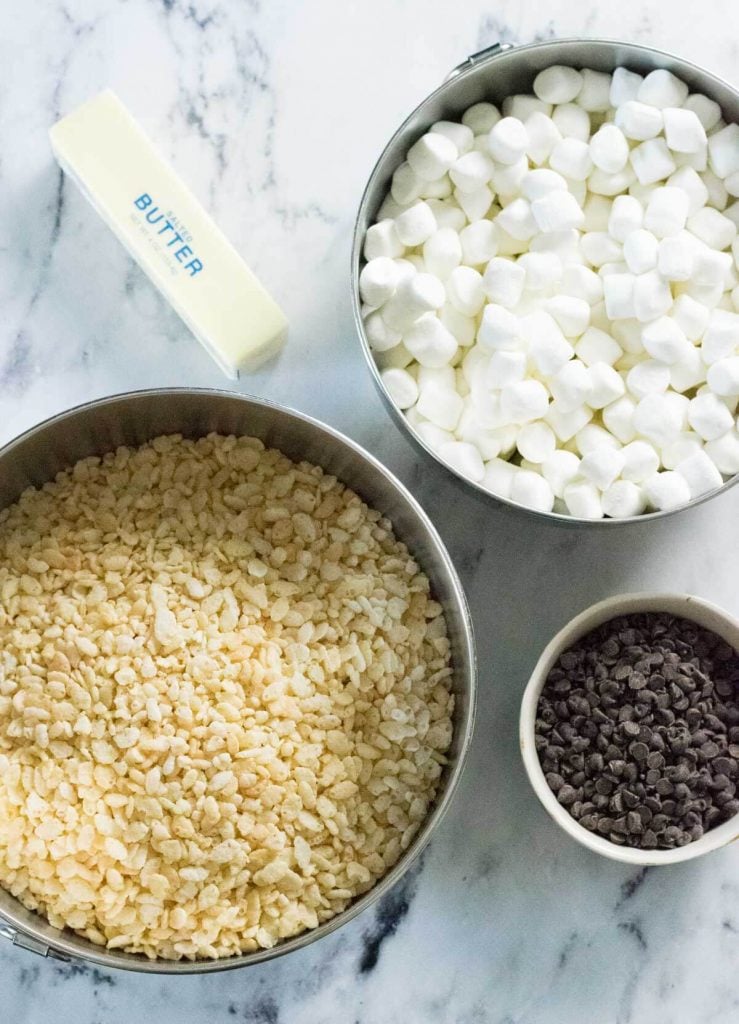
50,90,287,377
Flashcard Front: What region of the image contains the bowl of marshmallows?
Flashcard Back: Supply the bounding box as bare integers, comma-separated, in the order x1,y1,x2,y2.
352,38,739,522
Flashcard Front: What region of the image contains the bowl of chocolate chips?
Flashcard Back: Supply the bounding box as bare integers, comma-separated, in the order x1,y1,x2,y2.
520,593,739,864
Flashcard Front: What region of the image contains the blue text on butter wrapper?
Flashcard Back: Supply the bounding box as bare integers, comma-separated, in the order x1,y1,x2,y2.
134,194,203,277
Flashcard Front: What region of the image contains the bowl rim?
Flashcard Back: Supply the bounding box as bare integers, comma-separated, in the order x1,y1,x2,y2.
519,591,739,865
0,386,477,972
350,35,739,527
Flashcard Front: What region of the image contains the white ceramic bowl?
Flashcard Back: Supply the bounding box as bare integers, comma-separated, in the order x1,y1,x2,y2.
520,593,739,865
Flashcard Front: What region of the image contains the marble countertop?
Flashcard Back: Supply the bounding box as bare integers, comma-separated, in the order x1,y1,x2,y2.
1,0,738,1021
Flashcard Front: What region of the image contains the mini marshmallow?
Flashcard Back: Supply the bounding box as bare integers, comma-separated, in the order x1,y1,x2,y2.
657,233,695,281
503,94,553,121
420,176,453,200
374,341,414,371
488,117,528,164
705,431,739,474
667,166,710,214
459,220,500,265
641,316,690,363
603,273,637,320
670,345,707,393
582,194,612,232
510,470,555,512
482,258,526,307
575,326,622,367
549,137,593,181
521,168,568,201
688,206,737,250
726,171,739,198
496,198,538,241
577,69,612,112
621,440,660,482
455,185,494,221
517,421,557,463
383,272,445,330
590,124,630,173
486,349,527,388
491,156,529,198
529,227,581,265
365,311,402,352
404,313,458,367
576,423,621,455
638,69,689,110
545,363,590,417
579,446,625,489
696,247,733,289
381,368,419,409
708,357,739,396
610,67,643,107
684,93,722,131
359,257,400,307
643,187,690,238
530,189,585,233
582,232,622,268
688,392,735,440
541,449,580,498
394,201,437,247
529,331,575,382
626,359,671,399
631,138,677,186
517,251,563,291
418,365,456,391
702,169,729,210
633,393,684,445
611,319,645,354
543,295,591,337
661,433,703,470
480,457,518,498
534,65,583,105
615,101,663,141
462,102,501,134
431,120,474,154
407,132,458,181
426,198,466,232
708,123,739,179
449,151,495,193
500,379,550,423
561,265,604,305
391,162,424,205
423,229,463,279
663,107,708,154
563,481,603,519
608,194,644,241
623,229,659,274
416,380,463,431
675,450,723,498
588,166,638,197
546,401,593,442
496,229,530,257
672,293,711,340
602,479,647,518
415,421,454,452
439,303,475,347
702,310,739,363
446,265,485,317
456,410,504,460
644,470,691,511
524,112,563,165
603,394,638,443
364,219,404,260
552,103,591,142
478,303,521,352
633,270,673,322
586,362,626,408
438,440,485,482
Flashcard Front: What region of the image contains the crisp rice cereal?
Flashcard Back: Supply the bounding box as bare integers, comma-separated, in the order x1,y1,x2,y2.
0,434,454,960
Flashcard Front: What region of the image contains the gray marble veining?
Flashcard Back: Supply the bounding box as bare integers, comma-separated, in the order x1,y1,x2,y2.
1,1,738,1021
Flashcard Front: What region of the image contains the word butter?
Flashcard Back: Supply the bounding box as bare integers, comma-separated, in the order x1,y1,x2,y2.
50,91,287,376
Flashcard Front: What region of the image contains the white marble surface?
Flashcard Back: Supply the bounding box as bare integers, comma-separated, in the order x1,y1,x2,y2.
1,0,739,1021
